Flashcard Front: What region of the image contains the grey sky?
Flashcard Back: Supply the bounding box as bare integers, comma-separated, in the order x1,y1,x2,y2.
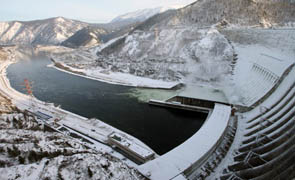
0,0,196,23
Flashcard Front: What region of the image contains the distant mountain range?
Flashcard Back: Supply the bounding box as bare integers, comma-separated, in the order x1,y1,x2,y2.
0,17,88,45
62,6,182,48
101,0,295,56
111,6,183,25
1,0,294,49
133,0,295,31
0,6,181,47
94,0,295,82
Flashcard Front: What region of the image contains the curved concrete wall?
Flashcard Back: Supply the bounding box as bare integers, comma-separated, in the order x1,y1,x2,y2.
138,103,231,180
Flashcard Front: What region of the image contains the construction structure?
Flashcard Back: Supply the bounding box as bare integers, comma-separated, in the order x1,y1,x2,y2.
139,49,295,179
149,85,230,113
108,132,155,164
22,78,38,111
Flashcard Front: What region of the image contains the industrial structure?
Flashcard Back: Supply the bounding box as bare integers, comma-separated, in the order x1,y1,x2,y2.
139,54,295,179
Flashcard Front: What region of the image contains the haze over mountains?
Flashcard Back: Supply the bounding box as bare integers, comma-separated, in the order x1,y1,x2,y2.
60,6,183,48
0,17,88,45
92,0,295,83
0,0,295,179
134,0,295,29
51,0,295,89
0,0,294,85
110,6,183,24
0,6,181,48
1,0,294,47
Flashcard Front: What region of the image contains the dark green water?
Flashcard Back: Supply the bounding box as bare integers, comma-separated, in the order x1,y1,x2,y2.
7,56,207,155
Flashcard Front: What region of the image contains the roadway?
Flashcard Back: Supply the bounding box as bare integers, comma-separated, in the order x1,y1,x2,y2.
0,57,156,168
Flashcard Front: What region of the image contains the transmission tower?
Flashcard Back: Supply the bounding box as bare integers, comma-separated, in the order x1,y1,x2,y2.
22,79,36,112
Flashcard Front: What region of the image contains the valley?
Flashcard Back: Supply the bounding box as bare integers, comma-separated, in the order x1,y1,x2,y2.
0,0,294,179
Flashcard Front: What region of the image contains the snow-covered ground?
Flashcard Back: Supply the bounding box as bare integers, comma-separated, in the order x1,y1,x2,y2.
51,46,181,89
52,27,234,89
53,61,180,89
35,45,74,54
220,28,295,106
1,22,294,180
138,103,231,180
52,27,295,107
0,112,144,180
0,47,147,179
0,57,156,158
208,59,295,179
136,27,295,179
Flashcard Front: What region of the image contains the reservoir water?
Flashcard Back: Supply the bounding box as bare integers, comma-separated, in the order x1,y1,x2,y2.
7,56,207,155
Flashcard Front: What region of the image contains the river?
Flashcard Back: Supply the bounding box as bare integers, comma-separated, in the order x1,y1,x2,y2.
7,56,207,155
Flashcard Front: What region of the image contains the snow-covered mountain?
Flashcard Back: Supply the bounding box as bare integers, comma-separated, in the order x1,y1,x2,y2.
110,6,183,25
0,17,89,45
61,6,184,49
98,0,295,82
61,26,107,48
135,0,295,30
53,0,295,87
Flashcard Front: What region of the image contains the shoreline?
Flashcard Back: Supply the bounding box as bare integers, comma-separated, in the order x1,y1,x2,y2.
50,57,182,90
0,57,158,165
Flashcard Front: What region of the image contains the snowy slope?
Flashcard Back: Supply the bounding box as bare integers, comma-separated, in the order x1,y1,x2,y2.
0,49,145,179
61,26,107,48
61,6,184,49
54,27,234,87
0,113,144,180
0,48,145,180
54,0,295,88
134,0,295,30
100,27,233,83
95,0,295,85
111,6,183,24
0,17,88,45
220,28,295,105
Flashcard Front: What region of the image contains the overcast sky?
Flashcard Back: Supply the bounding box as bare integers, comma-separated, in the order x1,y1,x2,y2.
0,0,196,23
